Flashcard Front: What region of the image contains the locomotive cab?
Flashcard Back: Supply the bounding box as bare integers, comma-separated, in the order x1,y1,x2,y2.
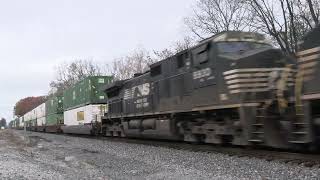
208,32,294,105
190,32,295,148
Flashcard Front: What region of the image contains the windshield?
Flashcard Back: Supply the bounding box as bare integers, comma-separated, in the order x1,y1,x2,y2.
217,42,271,54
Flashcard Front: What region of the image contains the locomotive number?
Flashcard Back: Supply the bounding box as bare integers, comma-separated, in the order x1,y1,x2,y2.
135,98,149,108
193,68,212,79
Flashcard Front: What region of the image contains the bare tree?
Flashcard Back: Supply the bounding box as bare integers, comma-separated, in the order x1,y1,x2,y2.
50,59,102,93
249,0,320,54
173,36,195,52
184,0,319,54
305,0,320,25
153,36,195,61
185,0,254,39
109,37,195,80
109,48,154,80
152,48,175,61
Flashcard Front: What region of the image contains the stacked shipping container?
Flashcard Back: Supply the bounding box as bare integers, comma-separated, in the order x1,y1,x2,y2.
11,76,112,134
45,95,64,132
18,116,24,129
22,103,46,131
35,103,46,131
23,111,32,130
62,76,112,134
63,76,112,110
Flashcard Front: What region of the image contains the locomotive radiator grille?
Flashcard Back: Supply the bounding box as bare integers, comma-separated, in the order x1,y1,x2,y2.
296,46,320,82
223,68,295,94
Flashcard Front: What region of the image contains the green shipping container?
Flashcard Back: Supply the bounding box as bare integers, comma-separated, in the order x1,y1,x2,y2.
46,95,64,126
63,76,113,110
46,113,64,126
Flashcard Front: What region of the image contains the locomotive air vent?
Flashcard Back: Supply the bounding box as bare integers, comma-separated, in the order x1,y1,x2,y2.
134,73,143,77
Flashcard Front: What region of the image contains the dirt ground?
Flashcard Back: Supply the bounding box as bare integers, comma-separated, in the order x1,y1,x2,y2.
0,129,320,180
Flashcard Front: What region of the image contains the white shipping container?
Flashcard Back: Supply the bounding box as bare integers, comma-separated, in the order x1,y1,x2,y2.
64,104,107,126
29,111,34,121
22,107,35,122
35,103,46,119
19,117,24,128
24,111,32,122
31,110,35,121
23,114,27,122
37,117,46,126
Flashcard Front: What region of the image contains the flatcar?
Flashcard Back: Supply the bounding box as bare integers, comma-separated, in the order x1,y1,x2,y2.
45,95,64,133
102,31,295,149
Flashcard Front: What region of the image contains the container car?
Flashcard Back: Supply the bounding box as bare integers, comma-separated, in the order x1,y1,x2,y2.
45,95,64,133
62,104,107,134
62,76,112,134
35,103,46,132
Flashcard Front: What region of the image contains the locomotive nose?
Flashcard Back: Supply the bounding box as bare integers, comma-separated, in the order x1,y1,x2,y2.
222,48,294,95
235,48,288,68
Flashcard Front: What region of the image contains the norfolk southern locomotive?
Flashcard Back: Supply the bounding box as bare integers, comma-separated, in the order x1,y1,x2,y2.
293,25,320,148
102,31,296,149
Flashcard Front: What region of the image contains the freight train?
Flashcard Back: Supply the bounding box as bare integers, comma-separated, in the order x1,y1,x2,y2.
10,27,320,151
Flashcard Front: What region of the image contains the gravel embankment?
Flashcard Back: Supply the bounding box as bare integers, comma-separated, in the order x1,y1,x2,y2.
0,129,319,180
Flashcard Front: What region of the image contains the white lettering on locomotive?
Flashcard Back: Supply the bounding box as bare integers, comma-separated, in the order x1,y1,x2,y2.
135,97,149,108
193,68,212,80
124,83,150,100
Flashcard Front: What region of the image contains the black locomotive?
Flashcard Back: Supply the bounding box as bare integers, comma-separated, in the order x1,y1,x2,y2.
293,25,320,148
102,31,296,149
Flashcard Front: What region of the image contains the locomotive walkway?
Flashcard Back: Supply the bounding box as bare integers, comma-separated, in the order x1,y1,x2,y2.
0,129,319,179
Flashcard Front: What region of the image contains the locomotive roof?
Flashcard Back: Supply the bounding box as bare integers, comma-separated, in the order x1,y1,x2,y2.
102,79,127,93
300,25,320,50
199,31,269,45
104,31,271,91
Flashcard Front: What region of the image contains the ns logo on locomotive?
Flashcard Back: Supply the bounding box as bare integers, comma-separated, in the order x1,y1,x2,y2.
11,26,320,151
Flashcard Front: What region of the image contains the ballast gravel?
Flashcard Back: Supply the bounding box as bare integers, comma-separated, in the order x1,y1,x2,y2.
0,129,319,180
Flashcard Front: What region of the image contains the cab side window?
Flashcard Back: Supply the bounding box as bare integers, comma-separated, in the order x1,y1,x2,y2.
193,43,209,66
151,64,162,77
177,54,184,68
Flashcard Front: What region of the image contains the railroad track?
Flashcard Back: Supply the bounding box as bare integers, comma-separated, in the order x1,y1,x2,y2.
17,130,320,168
56,133,320,168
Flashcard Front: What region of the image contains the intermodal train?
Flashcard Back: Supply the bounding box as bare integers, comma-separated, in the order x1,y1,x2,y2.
9,27,320,151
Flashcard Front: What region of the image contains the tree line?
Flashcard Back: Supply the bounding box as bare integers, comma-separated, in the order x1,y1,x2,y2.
13,0,319,117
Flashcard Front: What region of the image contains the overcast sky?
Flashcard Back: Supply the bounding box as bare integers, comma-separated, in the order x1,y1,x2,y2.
0,0,194,121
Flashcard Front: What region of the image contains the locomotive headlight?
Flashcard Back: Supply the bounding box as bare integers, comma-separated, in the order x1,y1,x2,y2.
269,70,280,80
